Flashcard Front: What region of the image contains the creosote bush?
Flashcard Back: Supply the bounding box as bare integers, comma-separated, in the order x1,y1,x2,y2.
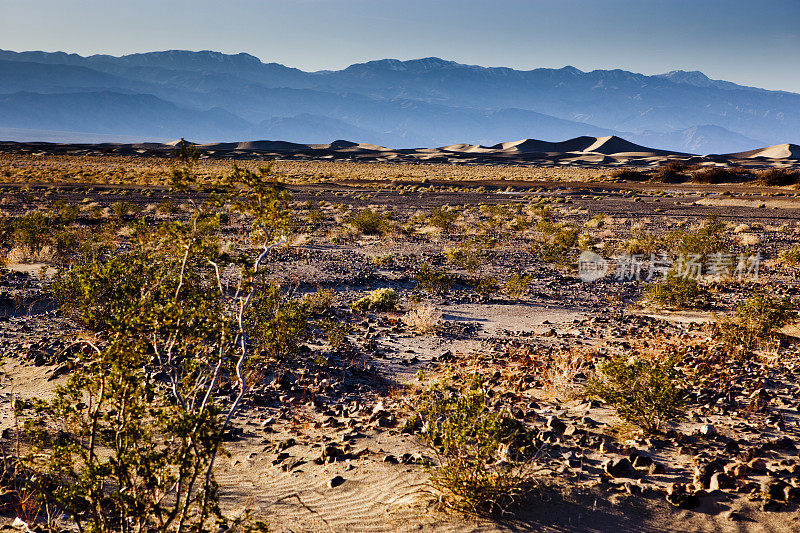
778,245,800,266
642,269,707,310
350,287,398,312
17,160,295,533
246,280,310,361
586,353,685,433
717,293,797,359
504,272,532,299
531,220,579,266
413,263,453,295
427,207,459,231
417,374,538,516
345,208,391,235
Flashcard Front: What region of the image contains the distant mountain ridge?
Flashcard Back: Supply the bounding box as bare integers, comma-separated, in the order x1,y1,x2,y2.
0,49,797,153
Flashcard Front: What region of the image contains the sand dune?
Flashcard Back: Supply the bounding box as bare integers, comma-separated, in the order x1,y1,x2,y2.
3,136,798,170
727,143,800,160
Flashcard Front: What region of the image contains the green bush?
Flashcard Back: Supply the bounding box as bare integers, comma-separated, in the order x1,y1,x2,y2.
35,218,235,532
246,281,310,361
619,231,664,255
504,273,533,299
157,199,178,214
717,293,797,359
587,354,685,433
642,269,707,310
13,211,52,256
413,264,453,295
778,245,800,266
345,208,390,235
350,287,399,312
469,275,499,296
667,215,726,261
444,245,481,273
532,220,579,266
417,375,537,516
427,207,459,231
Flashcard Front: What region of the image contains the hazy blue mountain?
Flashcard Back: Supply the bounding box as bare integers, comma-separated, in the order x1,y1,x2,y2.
0,49,796,152
0,91,249,140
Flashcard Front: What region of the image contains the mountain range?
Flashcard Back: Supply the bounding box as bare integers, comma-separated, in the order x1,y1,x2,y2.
0,49,798,154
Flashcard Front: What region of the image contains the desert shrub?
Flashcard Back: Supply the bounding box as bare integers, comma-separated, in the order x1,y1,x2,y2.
417,375,538,516
642,269,707,309
12,211,52,256
758,168,800,187
32,218,235,532
427,207,459,231
585,214,606,229
532,220,579,266
504,273,532,299
110,201,139,220
778,245,800,266
444,245,481,273
414,263,453,295
170,138,200,191
19,161,291,533
345,208,390,235
318,318,350,350
692,166,751,184
717,293,797,359
667,215,726,261
372,253,395,267
350,287,398,312
246,281,310,361
157,199,178,214
586,353,685,433
304,200,324,225
653,160,691,183
610,168,648,181
404,302,443,334
226,162,296,243
52,229,82,264
58,203,80,225
469,275,499,296
619,231,664,255
303,288,336,315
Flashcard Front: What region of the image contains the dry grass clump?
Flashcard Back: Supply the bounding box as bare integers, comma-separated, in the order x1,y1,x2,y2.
539,350,590,401
404,302,443,334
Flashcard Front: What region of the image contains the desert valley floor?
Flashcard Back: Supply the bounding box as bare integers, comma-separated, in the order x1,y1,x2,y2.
1,147,800,532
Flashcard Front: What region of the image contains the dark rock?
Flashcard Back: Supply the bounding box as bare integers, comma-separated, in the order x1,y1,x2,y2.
709,472,735,491
603,458,637,478
546,416,567,434
327,475,345,488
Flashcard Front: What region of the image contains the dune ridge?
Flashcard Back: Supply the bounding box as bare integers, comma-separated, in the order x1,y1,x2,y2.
2,135,798,169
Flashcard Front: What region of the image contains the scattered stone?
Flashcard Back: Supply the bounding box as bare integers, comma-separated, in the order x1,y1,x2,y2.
709,472,736,491
603,458,637,478
327,475,345,489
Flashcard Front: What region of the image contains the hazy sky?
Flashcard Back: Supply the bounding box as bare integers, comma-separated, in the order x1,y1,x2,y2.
2,0,799,92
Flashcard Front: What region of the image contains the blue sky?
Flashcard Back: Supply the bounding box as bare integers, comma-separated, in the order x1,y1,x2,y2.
2,0,799,92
